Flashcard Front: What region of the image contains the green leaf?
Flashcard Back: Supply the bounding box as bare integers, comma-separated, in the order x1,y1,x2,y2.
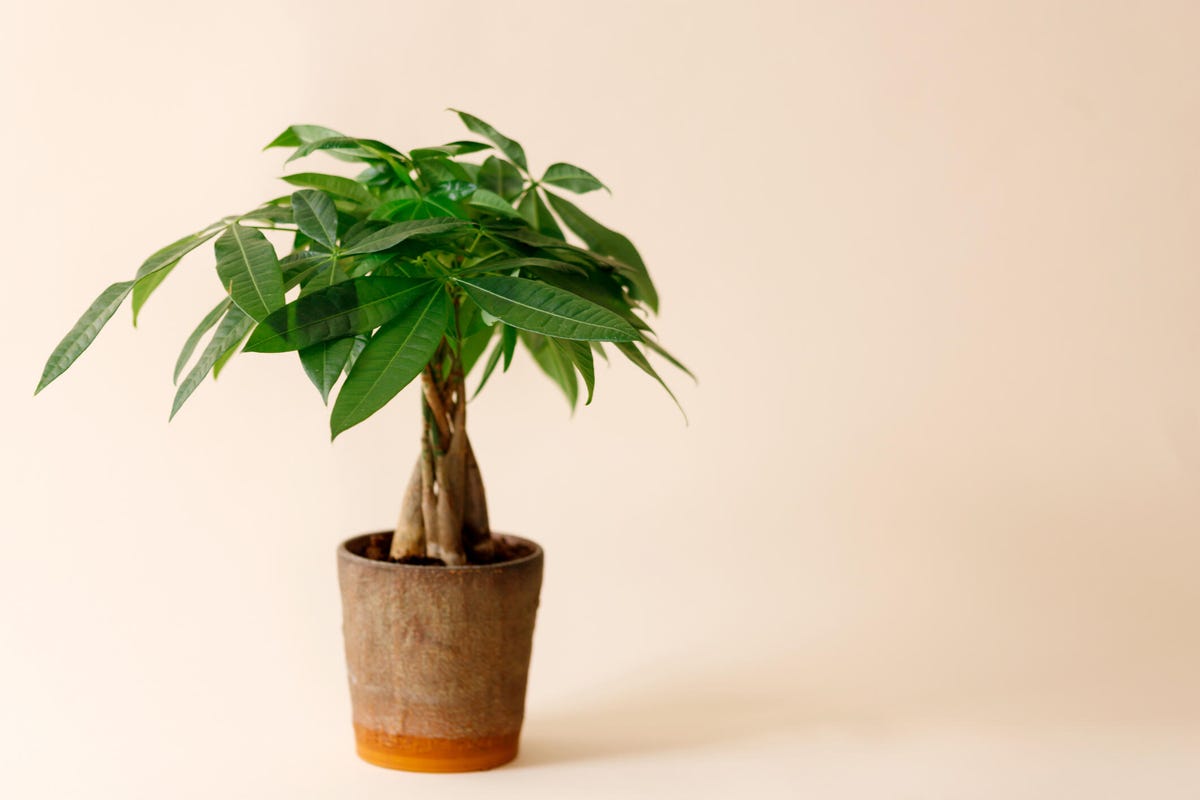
450,109,528,171
214,225,284,322
174,298,231,383
455,256,587,279
285,136,403,165
472,327,506,398
522,331,577,410
460,323,495,376
501,322,517,370
244,277,437,353
344,335,368,375
298,258,347,297
542,162,608,194
642,337,696,382
557,338,595,404
291,190,338,248
330,287,450,438
518,189,565,239
211,327,250,380
264,124,344,150
543,191,658,312
616,341,687,422
342,218,470,255
410,140,491,158
299,337,355,404
468,188,525,221
35,281,134,394
282,173,377,208
130,224,225,324
170,307,253,419
459,275,638,342
131,261,176,325
478,156,524,201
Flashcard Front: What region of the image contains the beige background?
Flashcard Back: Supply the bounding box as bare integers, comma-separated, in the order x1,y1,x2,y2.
3,0,1200,797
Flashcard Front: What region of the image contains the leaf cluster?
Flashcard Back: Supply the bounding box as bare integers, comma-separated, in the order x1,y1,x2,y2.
36,112,690,438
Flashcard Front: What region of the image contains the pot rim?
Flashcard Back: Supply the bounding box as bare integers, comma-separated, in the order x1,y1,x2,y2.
337,531,543,572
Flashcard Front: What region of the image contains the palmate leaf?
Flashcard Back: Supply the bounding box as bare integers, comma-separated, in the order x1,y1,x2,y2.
342,218,470,255
35,281,134,394
291,190,338,249
212,328,251,380
542,162,608,194
459,275,638,342
244,277,437,353
543,191,659,312
330,286,450,439
282,172,377,208
450,109,528,171
170,307,254,419
213,224,284,322
299,337,355,405
174,298,231,383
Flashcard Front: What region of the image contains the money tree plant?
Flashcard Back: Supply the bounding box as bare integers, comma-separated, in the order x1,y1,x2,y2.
36,111,688,565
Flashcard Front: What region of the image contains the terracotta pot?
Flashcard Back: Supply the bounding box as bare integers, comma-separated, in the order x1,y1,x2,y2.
336,532,544,773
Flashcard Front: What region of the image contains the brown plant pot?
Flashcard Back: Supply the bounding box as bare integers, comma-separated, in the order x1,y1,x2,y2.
336,532,544,773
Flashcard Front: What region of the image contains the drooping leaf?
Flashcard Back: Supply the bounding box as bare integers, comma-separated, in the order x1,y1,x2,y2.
615,341,687,422
459,323,495,376
459,275,638,342
35,281,134,394
170,307,253,419
542,162,608,194
299,337,355,404
518,189,565,239
212,327,251,380
343,334,368,375
500,322,517,370
130,224,225,324
282,173,377,208
330,287,450,438
643,337,697,382
556,338,595,404
473,327,507,398
342,218,470,255
544,191,658,312
291,190,338,249
521,331,577,410
450,109,528,171
468,188,525,221
244,277,437,353
534,269,649,330
174,298,231,383
213,225,284,322
478,156,524,201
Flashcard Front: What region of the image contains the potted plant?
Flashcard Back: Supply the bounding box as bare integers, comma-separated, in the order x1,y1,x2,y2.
35,110,688,772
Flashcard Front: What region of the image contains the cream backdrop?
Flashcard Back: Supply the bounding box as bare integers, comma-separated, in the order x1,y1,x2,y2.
3,1,1199,798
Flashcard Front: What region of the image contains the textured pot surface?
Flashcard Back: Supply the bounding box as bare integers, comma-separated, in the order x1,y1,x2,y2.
337,532,544,772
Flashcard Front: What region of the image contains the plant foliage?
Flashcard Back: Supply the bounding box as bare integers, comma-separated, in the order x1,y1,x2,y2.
37,111,689,438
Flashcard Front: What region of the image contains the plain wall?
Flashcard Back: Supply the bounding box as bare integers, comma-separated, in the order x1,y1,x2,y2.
2,1,1198,797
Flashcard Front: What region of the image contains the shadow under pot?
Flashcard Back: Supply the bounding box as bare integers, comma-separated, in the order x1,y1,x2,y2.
336,532,544,773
